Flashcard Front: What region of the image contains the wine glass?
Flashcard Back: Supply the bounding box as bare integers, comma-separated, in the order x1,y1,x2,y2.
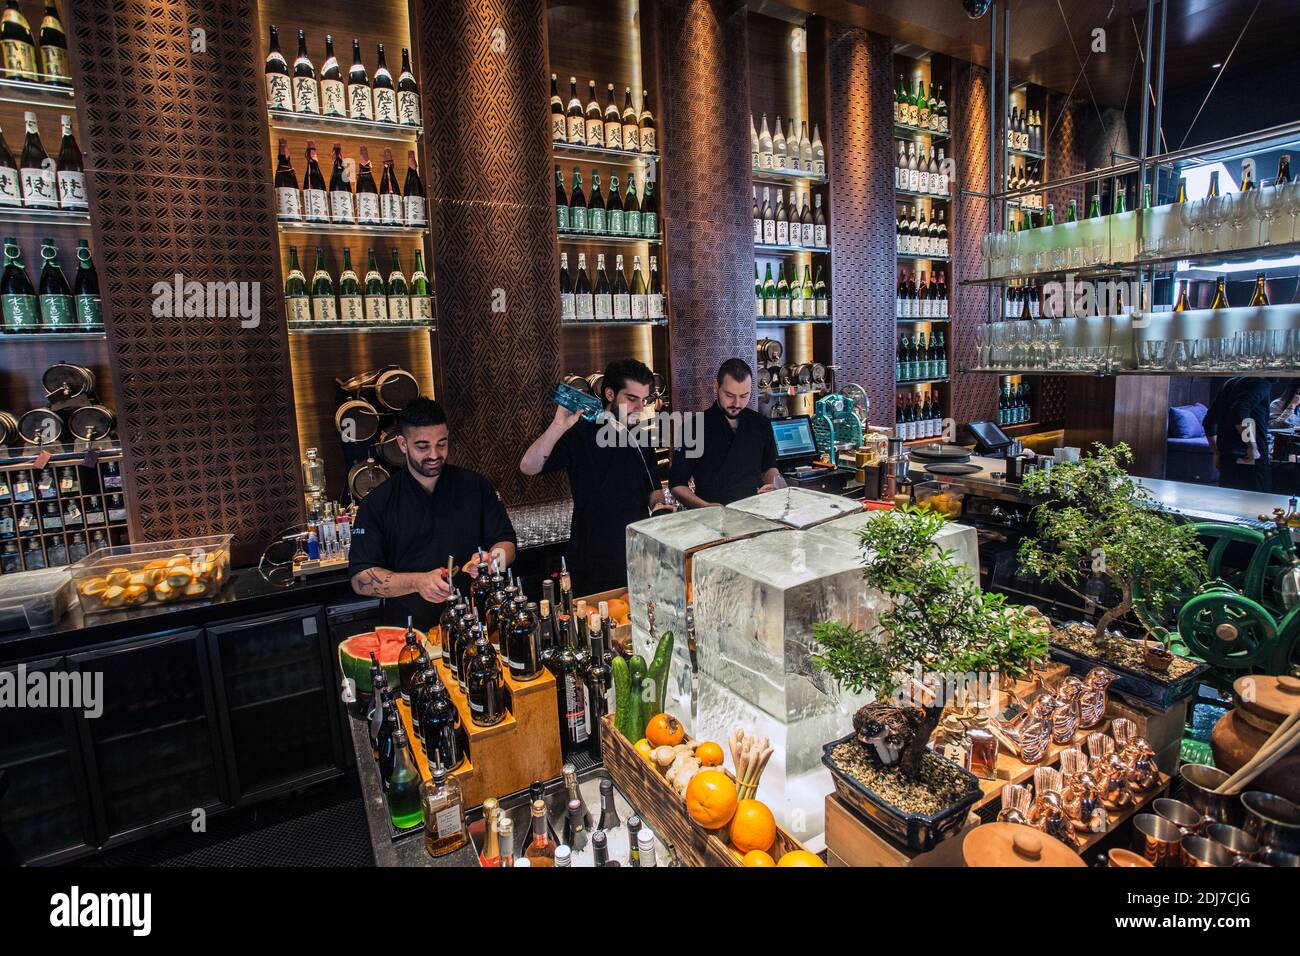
1208,194,1232,252
1283,181,1300,242
1176,198,1195,254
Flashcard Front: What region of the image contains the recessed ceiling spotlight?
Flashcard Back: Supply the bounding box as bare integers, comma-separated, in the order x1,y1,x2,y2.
1211,62,1222,69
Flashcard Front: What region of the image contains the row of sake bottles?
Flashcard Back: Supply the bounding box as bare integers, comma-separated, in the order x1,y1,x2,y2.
555,167,658,238
0,236,100,331
0,112,85,210
559,252,664,323
273,140,426,227
284,246,433,325
755,262,829,319
750,113,827,177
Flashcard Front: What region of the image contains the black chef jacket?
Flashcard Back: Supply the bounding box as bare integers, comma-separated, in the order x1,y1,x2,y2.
542,416,656,595
668,402,778,505
348,464,517,630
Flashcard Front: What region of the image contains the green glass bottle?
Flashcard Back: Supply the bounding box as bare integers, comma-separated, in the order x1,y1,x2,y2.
1044,204,1055,227
387,248,409,323
385,722,424,830
37,238,73,329
802,264,815,315
363,247,386,322
1087,193,1101,218
775,263,790,317
762,262,776,317
1066,199,1078,223
1141,184,1152,210
1112,186,1126,215
608,173,624,235
641,179,658,237
310,246,336,323
73,240,101,329
813,265,828,317
1,237,38,331
284,246,309,323
337,247,363,322
410,249,433,325
554,165,567,232
754,264,762,319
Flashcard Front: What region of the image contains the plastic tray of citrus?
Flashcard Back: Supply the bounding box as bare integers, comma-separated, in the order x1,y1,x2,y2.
633,712,824,868
71,534,233,614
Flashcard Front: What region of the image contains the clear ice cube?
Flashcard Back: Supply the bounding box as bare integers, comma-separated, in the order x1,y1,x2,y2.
725,486,862,529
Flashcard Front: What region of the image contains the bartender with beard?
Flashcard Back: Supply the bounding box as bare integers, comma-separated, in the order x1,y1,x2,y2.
520,358,670,595
669,358,781,508
349,397,517,629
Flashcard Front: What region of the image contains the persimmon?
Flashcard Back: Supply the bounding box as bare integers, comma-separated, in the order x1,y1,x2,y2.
695,741,724,766
645,713,684,747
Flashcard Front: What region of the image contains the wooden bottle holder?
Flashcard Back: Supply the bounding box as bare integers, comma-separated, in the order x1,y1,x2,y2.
600,714,810,867
397,631,563,809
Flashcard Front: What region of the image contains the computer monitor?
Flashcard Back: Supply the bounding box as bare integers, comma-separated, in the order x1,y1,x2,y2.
772,415,818,463
965,419,1013,455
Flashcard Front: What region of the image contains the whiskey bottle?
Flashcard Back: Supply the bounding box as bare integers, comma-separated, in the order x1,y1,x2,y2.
319,34,345,117
264,24,292,110
550,74,565,142
309,247,336,323
362,248,386,322
386,248,409,323
479,797,501,867
397,48,420,126
347,38,372,120
524,799,556,866
397,614,421,702
420,757,467,858
291,30,320,114
372,44,398,124
402,151,426,225
465,630,507,727
354,146,380,224
302,141,329,223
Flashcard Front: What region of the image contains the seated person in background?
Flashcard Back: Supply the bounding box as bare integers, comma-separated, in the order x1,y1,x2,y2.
1270,383,1300,429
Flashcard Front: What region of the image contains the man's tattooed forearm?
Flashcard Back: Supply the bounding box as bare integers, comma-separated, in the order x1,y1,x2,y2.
361,569,391,596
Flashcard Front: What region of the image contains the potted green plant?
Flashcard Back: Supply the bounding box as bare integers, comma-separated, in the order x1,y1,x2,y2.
1016,443,1208,697
812,505,1047,849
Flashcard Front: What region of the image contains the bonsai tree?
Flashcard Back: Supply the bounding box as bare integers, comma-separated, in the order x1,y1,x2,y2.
1016,442,1206,648
811,505,1047,778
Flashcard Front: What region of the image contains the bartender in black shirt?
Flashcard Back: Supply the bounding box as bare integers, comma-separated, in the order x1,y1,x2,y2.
349,398,517,629
520,358,669,595
669,358,781,508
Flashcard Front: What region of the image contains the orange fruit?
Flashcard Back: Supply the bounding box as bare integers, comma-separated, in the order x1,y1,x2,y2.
607,597,630,622
695,741,724,767
742,849,776,867
645,713,684,747
729,799,776,854
634,738,653,762
685,769,738,829
777,850,826,867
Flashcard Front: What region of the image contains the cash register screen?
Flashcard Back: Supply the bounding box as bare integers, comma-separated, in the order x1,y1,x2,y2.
773,415,818,462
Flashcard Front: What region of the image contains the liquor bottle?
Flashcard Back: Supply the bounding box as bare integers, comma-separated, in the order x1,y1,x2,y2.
0,126,18,207
51,115,85,211
309,247,336,323
761,262,776,317
916,79,929,128
584,79,603,148
383,249,408,323
37,238,71,329
376,693,398,785
1249,272,1269,307
1,0,37,81
585,613,611,759
772,113,787,169
648,254,664,319
1207,170,1220,199
588,169,606,234
498,816,517,869
549,74,565,141
775,264,790,318
1173,279,1190,312
799,192,814,248
1112,186,1126,215
352,146,380,224
811,124,825,176
19,112,55,208
282,246,309,324
559,251,574,321
378,147,403,224
604,172,624,235
642,179,658,236
407,649,433,711
612,253,631,320
505,599,542,680
775,188,789,246
420,756,467,858
325,247,360,323
73,239,100,329
291,30,320,114
568,167,587,233
758,113,773,170
385,721,423,828
1276,155,1292,186
361,247,386,322
802,263,815,317
347,38,372,120
554,165,568,232
397,48,420,126
420,671,465,772
524,799,556,866
814,194,828,247
263,25,293,110
1209,275,1229,309
321,145,354,224
397,149,425,226
897,333,908,381
302,141,329,223
466,630,507,726
626,815,643,867
566,77,584,144
409,249,433,325
639,89,656,153
574,252,593,321
372,44,397,124
750,115,760,169
396,615,422,702
800,120,813,172
813,265,828,317
314,34,345,117
621,87,639,154
272,138,303,222
554,615,589,754
482,562,508,647
789,264,803,317
760,186,774,244
593,253,613,321
603,83,622,151
895,140,906,190
479,798,501,867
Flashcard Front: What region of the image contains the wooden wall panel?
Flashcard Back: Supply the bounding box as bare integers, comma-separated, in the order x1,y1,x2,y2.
69,0,303,563
418,0,564,505
950,60,998,428
826,22,894,427
656,0,755,413
1113,374,1170,479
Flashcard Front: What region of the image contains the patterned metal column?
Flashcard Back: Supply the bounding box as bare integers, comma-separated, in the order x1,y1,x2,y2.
950,61,999,427
656,0,755,412
418,0,564,505
69,0,303,563
825,23,895,426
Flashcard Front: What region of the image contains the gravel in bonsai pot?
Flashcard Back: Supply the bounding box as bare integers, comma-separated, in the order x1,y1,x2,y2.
812,505,1048,822
1016,443,1207,681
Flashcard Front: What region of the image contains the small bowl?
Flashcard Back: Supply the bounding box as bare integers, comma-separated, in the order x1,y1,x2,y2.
1178,764,1241,826
1182,833,1236,867
1241,791,1300,854
1204,822,1260,860
1153,797,1206,834
1108,848,1153,867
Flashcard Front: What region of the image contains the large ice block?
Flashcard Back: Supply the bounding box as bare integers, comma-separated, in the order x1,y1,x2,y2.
725,486,863,529
625,506,780,734
808,508,980,574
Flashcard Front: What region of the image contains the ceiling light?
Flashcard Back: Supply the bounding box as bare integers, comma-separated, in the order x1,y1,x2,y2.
1211,63,1222,69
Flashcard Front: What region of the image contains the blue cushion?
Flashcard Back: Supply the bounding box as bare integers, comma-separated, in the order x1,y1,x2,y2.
1168,403,1207,439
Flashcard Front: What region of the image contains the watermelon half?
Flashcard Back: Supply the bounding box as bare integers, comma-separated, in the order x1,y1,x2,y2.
339,626,428,697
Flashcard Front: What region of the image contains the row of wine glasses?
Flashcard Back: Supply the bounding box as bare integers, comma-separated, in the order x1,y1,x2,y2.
1143,329,1300,372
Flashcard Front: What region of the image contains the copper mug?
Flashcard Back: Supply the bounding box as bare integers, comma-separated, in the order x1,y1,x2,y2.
1204,822,1261,862
1181,833,1236,867
1133,813,1183,867
1153,797,1207,835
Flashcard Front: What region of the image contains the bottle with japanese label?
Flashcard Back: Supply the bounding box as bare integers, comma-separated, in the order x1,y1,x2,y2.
559,252,574,321
0,125,19,207
639,89,656,153
386,249,409,323
354,146,380,224
337,248,363,323
409,249,433,324
378,148,403,224
397,48,420,126
39,3,70,84
1,0,38,81
264,24,291,109
372,44,397,124
363,248,386,322
302,141,329,223
347,38,372,120
593,253,613,321
402,151,426,226
291,30,319,114
19,112,56,208
37,238,73,329
273,138,301,221
54,116,85,210
642,178,658,237
283,247,309,324
73,239,100,329
549,74,565,141
612,253,631,320
1,238,37,330
309,247,336,323
328,144,354,223
318,34,345,116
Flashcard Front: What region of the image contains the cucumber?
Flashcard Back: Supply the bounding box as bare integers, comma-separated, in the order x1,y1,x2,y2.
648,631,674,716
629,655,650,739
612,655,633,740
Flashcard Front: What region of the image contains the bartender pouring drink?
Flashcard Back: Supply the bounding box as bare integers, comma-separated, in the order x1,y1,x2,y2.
349,398,517,629
669,358,781,508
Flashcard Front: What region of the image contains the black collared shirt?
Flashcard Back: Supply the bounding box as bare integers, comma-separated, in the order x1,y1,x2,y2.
348,464,517,629
542,417,656,593
669,402,777,505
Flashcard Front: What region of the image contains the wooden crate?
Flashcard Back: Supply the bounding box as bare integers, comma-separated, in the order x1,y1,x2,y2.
600,714,809,866
824,794,976,867
396,630,563,808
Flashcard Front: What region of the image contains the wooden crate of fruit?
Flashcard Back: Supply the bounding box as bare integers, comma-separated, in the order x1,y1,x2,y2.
600,714,816,867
